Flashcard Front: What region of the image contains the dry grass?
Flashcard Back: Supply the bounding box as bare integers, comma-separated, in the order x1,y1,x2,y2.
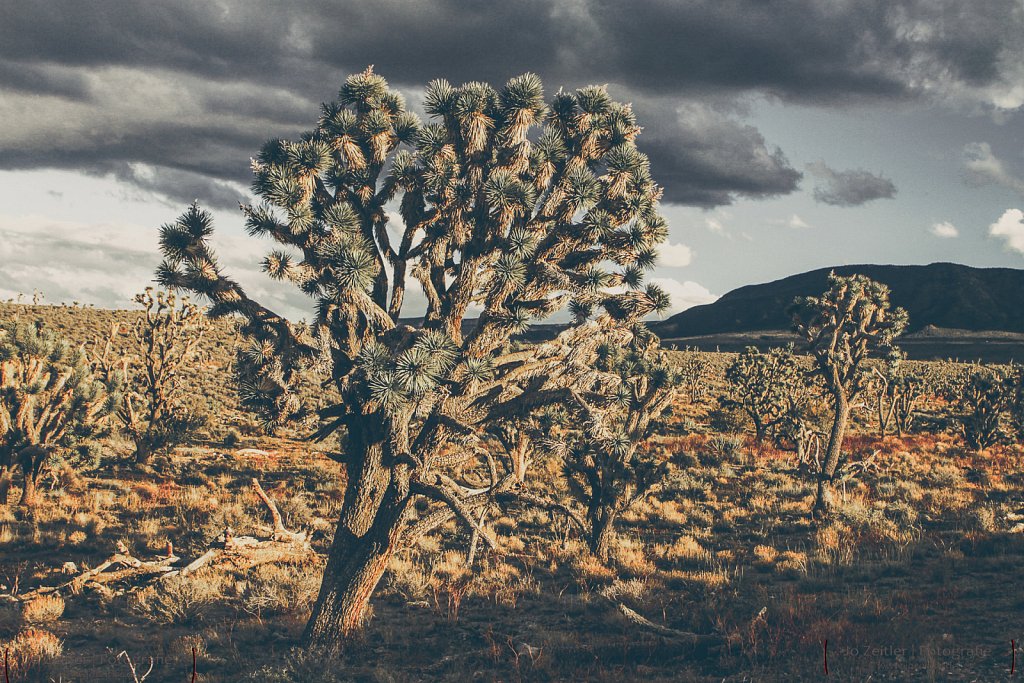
1,628,63,679
0,338,1018,681
19,595,64,625
128,570,230,625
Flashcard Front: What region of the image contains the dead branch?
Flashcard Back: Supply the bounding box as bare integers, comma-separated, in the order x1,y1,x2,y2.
3,481,315,604
251,477,310,544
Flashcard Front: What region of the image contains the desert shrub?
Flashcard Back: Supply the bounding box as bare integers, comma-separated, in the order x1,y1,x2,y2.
670,449,700,470
1,628,63,680
966,505,998,532
275,493,314,530
246,649,352,683
611,536,657,577
707,403,748,434
705,434,744,463
222,428,242,449
752,544,779,567
676,417,702,435
599,577,648,602
884,500,919,529
774,550,809,577
664,469,712,502
242,563,321,617
430,550,472,584
570,552,618,587
927,463,964,488
196,501,257,547
814,521,855,565
172,633,208,662
128,571,226,624
659,534,712,567
385,556,433,601
19,595,64,625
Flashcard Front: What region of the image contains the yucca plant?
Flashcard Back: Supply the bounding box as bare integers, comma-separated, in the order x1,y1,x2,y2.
94,288,207,464
546,328,679,559
789,273,907,518
944,366,1013,451
0,322,119,506
770,372,829,467
867,354,925,437
722,345,802,441
156,68,671,646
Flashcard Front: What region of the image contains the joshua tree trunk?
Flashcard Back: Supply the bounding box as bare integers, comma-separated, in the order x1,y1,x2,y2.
814,391,850,519
17,446,46,508
302,499,408,646
19,470,37,507
301,433,411,648
751,414,766,443
0,465,12,505
135,441,154,465
588,504,619,561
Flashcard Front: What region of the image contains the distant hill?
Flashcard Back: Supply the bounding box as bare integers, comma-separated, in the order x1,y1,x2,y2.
652,263,1024,339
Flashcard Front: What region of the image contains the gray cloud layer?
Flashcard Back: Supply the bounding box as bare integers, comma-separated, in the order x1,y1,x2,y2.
1,0,1021,208
807,161,899,207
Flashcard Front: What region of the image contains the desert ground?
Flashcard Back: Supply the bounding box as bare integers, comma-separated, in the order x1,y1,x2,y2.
1,302,1021,682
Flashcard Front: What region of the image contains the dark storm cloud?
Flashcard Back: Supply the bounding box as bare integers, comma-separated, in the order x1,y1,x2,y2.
584,0,1023,104
304,0,576,87
0,0,1020,207
0,61,92,99
631,98,802,207
0,3,303,83
806,161,898,207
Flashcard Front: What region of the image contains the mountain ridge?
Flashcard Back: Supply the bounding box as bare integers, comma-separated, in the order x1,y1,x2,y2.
651,262,1024,339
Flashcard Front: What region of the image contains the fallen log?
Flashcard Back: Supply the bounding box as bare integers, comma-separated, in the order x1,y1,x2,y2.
1,478,317,604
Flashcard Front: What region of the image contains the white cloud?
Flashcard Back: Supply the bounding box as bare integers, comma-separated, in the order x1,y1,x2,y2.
706,217,725,233
963,142,1024,194
930,221,959,238
989,208,1024,253
658,241,693,267
787,214,810,229
648,277,717,316
768,214,811,229
0,212,313,320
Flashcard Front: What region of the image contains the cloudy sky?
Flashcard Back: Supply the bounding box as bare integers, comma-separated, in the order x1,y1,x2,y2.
1,0,1023,320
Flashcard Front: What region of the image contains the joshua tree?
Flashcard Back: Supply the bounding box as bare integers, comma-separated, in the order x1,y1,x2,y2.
868,355,925,437
945,366,1013,451
0,322,118,506
789,273,907,518
549,328,679,559
156,68,671,646
95,289,207,464
1008,365,1024,443
676,351,710,404
772,380,828,469
722,345,801,441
